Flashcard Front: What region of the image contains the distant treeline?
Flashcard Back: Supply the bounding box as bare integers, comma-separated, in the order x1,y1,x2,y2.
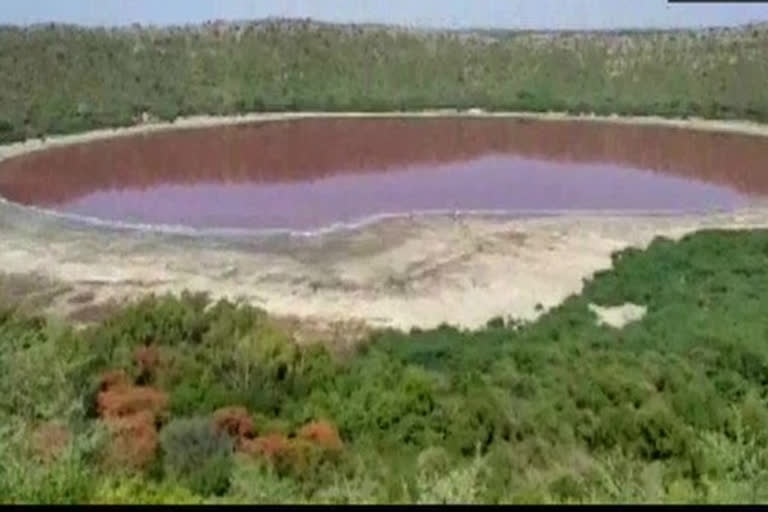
0,20,767,142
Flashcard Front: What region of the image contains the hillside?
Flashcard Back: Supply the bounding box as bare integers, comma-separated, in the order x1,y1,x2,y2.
2,230,768,503
1,19,767,142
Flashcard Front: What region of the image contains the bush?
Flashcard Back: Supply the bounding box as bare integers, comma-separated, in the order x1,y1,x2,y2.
90,476,204,504
159,417,234,496
635,399,691,460
0,424,104,504
223,458,303,504
102,410,160,471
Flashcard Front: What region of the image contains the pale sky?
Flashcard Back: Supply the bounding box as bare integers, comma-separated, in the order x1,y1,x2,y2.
2,0,768,30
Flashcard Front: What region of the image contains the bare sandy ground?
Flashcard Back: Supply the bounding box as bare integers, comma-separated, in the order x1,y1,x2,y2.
2,111,768,333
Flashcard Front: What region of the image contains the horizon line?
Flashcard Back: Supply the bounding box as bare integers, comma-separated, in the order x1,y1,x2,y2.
2,15,768,34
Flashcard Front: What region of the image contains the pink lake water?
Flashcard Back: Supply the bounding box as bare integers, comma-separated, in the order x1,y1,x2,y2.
0,117,765,231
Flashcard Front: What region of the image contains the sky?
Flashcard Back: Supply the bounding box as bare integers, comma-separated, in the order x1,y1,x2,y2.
2,0,768,31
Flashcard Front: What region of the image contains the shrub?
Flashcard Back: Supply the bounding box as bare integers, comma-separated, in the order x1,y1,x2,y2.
0,425,104,504
241,423,343,482
415,453,487,504
90,476,204,504
134,345,162,385
636,399,691,460
30,422,72,464
224,458,303,504
102,410,159,470
169,380,237,417
212,406,256,445
0,325,82,422
97,384,169,421
159,417,234,496
297,420,343,452
90,371,169,471
87,292,212,356
242,433,292,464
98,370,132,392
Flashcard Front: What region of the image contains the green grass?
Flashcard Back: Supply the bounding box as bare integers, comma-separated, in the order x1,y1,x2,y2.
3,229,768,503
0,20,767,143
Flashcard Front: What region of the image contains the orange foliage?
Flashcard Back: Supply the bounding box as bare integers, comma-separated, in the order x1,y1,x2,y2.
98,386,169,420
103,410,159,470
297,420,343,452
31,422,72,463
96,368,171,471
240,419,344,476
241,433,292,462
99,369,131,392
213,406,255,445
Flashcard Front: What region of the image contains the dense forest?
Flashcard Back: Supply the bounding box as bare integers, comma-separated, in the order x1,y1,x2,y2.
3,229,768,503
1,20,768,142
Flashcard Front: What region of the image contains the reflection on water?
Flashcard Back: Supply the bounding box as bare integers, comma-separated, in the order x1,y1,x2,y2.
0,118,765,230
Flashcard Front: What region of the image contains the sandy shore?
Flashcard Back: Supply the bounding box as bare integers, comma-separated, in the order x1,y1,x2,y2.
2,111,768,333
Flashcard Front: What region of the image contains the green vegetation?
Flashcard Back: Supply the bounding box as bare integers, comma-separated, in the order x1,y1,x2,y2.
1,20,767,142
3,229,768,504
2,18,767,503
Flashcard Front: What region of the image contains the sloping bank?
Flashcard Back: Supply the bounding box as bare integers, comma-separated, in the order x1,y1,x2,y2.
2,223,768,504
